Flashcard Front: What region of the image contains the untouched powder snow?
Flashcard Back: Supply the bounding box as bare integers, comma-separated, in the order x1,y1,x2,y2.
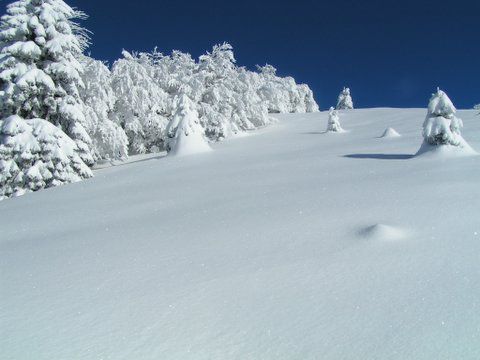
1,108,480,360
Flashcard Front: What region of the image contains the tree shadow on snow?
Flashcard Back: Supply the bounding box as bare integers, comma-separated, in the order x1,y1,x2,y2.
94,153,167,170
343,153,414,160
301,131,328,135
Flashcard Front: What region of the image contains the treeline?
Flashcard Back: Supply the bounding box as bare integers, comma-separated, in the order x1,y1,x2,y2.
0,0,318,199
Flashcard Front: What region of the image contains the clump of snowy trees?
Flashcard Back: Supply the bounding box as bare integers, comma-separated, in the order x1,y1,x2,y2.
419,88,474,155
336,87,354,110
0,0,318,200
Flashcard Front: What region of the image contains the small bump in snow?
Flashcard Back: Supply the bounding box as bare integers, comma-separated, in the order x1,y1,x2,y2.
358,223,407,241
379,127,401,138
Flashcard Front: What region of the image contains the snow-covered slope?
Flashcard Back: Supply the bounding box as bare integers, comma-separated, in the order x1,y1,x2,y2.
1,108,480,360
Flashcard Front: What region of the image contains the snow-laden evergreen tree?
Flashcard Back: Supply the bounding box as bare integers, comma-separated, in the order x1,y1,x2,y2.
0,115,92,200
166,94,211,156
326,107,343,132
0,0,94,166
422,89,465,147
110,51,170,154
80,56,128,161
336,87,354,110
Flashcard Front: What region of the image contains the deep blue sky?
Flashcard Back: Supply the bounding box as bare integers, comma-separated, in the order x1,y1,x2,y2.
12,0,480,109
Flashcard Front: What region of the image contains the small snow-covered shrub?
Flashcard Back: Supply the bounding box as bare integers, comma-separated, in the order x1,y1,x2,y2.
0,115,92,200
417,88,477,157
422,89,463,146
336,87,354,110
166,94,211,156
326,107,343,132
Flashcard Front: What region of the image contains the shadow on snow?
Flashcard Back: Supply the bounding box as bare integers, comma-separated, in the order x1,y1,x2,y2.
343,154,414,160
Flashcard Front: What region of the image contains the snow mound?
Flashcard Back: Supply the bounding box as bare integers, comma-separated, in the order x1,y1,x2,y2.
379,127,401,138
169,129,212,157
358,224,408,241
416,138,478,158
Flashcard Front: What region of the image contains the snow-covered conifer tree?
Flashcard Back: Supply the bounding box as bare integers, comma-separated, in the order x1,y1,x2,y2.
80,56,128,161
166,94,211,156
0,115,92,199
0,0,94,166
326,107,343,132
336,87,354,110
422,89,463,146
419,88,475,155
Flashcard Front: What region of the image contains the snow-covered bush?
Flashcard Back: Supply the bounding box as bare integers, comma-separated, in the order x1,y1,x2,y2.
256,64,319,114
110,51,170,154
422,89,464,146
336,87,354,110
326,107,343,132
0,115,92,200
166,94,211,156
0,0,94,166
80,56,128,161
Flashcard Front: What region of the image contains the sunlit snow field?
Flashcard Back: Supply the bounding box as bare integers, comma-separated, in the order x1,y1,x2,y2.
1,108,480,359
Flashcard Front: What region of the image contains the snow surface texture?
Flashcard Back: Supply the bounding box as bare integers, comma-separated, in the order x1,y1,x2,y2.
1,108,480,360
